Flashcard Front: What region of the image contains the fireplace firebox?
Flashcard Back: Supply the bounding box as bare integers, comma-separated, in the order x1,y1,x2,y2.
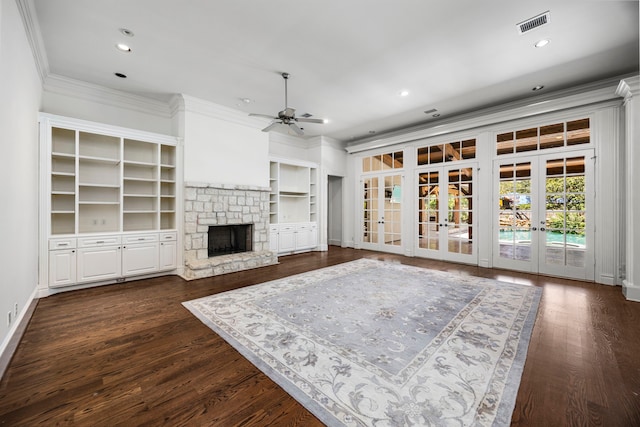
208,224,253,257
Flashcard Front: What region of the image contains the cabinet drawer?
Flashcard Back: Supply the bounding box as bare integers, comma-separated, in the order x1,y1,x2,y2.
159,231,177,241
77,235,121,247
49,237,77,250
123,233,159,244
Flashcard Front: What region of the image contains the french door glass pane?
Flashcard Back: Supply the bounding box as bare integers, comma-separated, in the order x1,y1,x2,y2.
448,167,473,255
499,162,532,261
363,177,378,243
544,156,586,267
418,171,439,250
384,175,401,246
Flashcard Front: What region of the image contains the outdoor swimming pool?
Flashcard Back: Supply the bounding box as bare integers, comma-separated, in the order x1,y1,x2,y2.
499,230,586,247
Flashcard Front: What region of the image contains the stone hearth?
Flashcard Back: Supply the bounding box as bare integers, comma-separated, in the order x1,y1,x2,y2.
182,182,277,280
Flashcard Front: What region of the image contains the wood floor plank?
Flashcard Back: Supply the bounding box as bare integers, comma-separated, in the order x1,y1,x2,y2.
1,247,639,426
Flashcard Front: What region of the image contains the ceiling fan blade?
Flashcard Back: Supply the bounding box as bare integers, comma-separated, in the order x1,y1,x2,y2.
289,123,304,136
262,122,281,133
296,118,325,124
249,113,277,120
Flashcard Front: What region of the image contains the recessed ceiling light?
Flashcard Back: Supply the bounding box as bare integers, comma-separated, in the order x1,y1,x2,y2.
116,43,131,52
432,113,441,118
120,28,134,37
535,39,549,48
399,90,410,97
532,85,544,91
240,98,252,104
114,72,127,79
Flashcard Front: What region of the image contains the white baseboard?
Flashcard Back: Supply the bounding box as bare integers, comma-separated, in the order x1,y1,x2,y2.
0,287,38,380
623,280,640,302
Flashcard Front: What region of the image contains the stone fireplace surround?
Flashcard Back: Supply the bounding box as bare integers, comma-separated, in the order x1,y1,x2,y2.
182,182,278,280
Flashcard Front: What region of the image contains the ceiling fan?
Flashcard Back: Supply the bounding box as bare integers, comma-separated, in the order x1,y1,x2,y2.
249,72,326,136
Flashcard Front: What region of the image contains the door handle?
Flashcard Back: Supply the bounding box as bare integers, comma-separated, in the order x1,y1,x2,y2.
540,227,546,231
532,227,537,231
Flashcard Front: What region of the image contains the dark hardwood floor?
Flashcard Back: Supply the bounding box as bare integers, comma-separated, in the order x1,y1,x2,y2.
1,247,639,426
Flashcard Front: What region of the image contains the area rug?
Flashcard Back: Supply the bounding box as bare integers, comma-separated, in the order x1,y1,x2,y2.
183,259,541,426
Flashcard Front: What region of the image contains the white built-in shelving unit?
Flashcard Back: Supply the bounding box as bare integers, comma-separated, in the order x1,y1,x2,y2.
269,158,318,254
40,114,181,291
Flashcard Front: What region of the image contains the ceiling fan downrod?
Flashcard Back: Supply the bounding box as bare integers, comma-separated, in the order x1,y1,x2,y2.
282,72,289,110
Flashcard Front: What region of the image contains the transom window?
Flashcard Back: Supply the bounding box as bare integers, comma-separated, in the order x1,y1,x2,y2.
417,139,476,165
497,118,590,155
362,151,404,172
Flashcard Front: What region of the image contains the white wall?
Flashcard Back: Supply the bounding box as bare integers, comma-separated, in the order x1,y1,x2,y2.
0,0,42,351
182,96,269,187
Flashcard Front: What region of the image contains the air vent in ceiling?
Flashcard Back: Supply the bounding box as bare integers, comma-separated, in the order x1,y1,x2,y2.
517,11,550,34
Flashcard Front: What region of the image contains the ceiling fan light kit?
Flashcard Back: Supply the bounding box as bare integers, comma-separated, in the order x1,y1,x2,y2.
249,72,326,136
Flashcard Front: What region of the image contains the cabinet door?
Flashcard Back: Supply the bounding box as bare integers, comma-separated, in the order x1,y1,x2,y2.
122,242,159,276
308,223,318,248
49,249,77,288
295,223,318,250
295,224,311,249
269,226,279,252
278,225,296,253
77,245,121,283
159,240,177,270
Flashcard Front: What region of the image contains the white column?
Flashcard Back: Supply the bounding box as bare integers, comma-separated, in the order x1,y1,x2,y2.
616,76,640,301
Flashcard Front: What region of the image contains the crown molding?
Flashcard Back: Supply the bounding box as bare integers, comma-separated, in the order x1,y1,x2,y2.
43,74,173,118
616,75,640,99
269,130,308,148
306,136,346,151
15,0,49,82
180,94,265,129
345,74,631,154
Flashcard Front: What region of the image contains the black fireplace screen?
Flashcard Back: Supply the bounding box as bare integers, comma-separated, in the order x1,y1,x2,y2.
208,224,253,257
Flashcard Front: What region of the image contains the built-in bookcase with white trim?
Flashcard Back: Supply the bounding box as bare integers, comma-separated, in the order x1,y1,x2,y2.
269,158,318,254
40,113,180,291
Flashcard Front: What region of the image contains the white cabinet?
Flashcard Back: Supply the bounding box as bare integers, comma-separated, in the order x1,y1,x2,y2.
278,224,297,253
64,232,172,285
77,246,122,283
272,222,318,255
49,237,77,287
296,223,318,250
122,234,159,276
159,232,178,270
40,114,181,290
269,225,279,253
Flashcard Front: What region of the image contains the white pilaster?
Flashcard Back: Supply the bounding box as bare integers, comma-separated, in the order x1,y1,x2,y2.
616,76,640,302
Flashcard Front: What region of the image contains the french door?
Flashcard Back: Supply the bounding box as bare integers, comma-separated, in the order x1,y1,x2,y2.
361,173,403,254
416,164,477,264
493,149,594,280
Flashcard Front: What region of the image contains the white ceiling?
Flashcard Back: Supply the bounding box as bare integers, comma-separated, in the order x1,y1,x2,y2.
31,0,639,142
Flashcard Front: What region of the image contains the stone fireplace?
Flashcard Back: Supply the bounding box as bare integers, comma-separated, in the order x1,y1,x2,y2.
182,182,277,280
